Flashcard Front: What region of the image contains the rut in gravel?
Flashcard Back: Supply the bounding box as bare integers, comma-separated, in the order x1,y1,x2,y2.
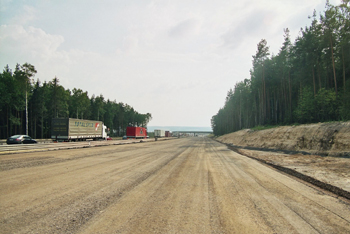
1,138,350,233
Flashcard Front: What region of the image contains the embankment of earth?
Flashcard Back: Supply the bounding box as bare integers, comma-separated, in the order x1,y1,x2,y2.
216,121,350,157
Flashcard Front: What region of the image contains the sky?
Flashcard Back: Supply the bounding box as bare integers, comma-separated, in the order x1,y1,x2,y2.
0,0,342,128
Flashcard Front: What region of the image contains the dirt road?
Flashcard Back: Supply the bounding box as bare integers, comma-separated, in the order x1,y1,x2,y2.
1,138,349,233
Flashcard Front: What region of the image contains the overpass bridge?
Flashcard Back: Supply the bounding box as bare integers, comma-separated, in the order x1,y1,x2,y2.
171,130,213,137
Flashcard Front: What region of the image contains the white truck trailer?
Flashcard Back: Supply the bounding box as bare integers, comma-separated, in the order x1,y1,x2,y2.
154,129,166,138
51,118,108,141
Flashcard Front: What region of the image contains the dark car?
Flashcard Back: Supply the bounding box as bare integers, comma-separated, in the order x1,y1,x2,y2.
6,135,37,144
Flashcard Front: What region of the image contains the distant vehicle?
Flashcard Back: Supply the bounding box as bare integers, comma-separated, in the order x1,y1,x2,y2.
51,118,109,142
165,131,171,137
122,136,127,140
126,126,148,139
154,129,165,138
6,135,37,144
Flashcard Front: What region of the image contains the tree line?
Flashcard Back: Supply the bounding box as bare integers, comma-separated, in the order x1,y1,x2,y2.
0,63,152,139
212,1,350,136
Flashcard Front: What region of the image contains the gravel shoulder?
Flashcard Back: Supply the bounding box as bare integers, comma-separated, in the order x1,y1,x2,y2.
216,122,350,196
232,147,350,193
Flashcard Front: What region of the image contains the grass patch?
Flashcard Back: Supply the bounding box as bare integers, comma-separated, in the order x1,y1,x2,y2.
251,125,279,131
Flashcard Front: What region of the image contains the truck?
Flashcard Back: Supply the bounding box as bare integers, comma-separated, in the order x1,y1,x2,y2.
165,131,171,137
51,118,108,141
126,126,147,139
154,129,165,138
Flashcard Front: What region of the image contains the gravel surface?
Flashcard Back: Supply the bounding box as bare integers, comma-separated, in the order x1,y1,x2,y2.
1,138,350,233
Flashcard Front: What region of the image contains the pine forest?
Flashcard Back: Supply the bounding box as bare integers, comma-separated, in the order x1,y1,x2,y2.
0,63,152,139
212,1,350,136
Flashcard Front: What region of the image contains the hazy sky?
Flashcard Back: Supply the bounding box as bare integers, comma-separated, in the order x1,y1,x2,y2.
0,0,341,127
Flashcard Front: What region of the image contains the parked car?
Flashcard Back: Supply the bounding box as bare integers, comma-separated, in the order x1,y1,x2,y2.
6,135,37,144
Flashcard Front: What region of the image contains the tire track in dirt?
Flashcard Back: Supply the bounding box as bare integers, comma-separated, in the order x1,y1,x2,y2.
78,140,212,233
1,138,350,233
206,139,350,233
0,140,187,234
242,156,350,232
205,139,275,233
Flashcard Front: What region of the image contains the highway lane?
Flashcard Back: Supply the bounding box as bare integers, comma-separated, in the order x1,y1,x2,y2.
0,138,158,154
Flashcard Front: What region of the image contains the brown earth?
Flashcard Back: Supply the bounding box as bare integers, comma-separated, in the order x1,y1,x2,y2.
1,137,349,233
216,122,350,194
217,122,350,156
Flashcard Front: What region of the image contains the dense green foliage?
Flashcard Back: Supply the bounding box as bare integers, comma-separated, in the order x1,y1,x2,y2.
0,64,152,139
212,1,350,136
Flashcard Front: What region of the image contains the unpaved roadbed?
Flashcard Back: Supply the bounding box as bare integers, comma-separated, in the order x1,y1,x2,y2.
228,145,350,198
1,138,350,233
221,143,350,193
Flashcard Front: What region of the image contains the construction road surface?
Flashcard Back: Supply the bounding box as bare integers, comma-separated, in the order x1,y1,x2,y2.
1,137,349,233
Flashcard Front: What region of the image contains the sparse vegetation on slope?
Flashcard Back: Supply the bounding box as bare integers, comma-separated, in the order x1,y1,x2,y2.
217,121,350,157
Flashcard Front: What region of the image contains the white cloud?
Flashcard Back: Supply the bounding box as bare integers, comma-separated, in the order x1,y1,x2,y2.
122,36,139,55
221,9,272,50
168,18,201,38
10,5,37,25
0,24,65,66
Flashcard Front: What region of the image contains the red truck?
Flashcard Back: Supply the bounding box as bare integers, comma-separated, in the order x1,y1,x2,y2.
126,126,147,139
165,131,171,137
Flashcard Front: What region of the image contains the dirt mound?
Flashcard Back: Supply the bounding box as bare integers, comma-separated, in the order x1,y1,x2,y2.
217,122,350,157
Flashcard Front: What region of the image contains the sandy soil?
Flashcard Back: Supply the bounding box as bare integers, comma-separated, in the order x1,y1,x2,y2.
217,122,350,157
1,138,350,233
234,148,350,193
216,122,350,196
